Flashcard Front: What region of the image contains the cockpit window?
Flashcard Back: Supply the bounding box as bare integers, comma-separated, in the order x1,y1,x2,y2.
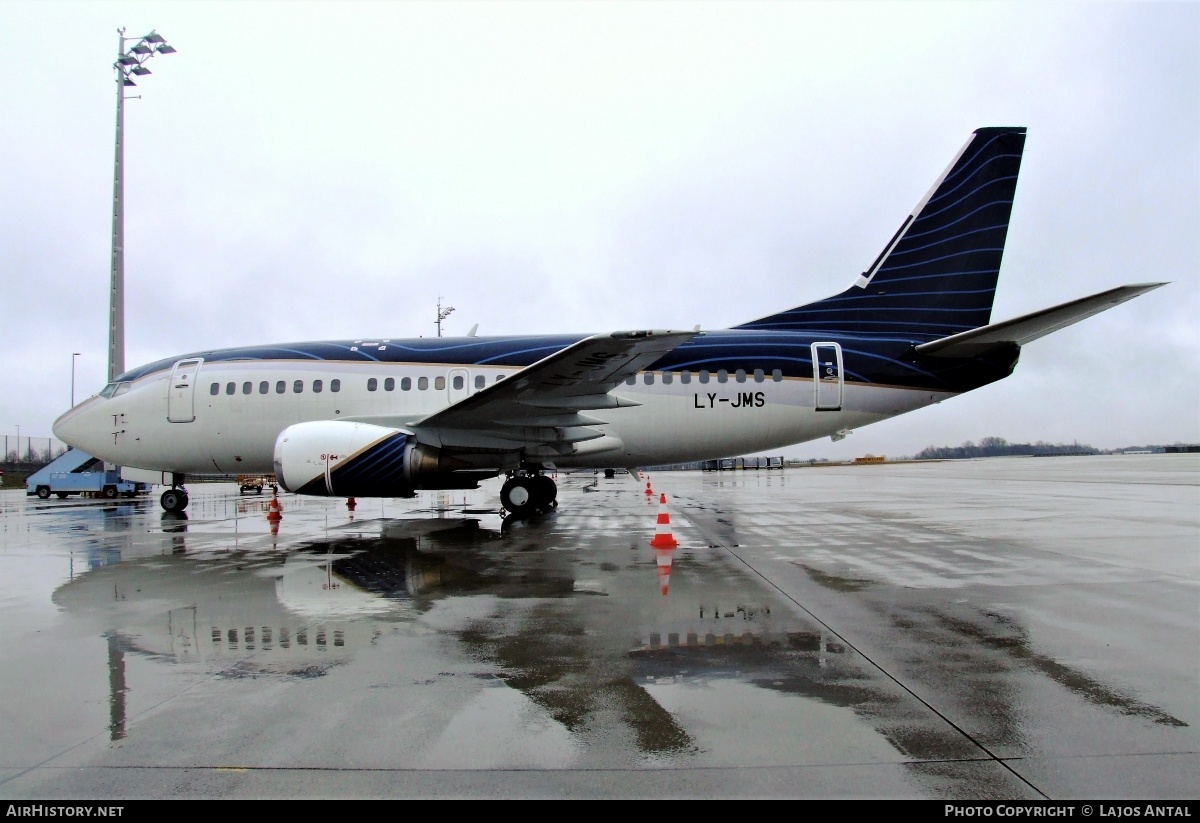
100,382,131,398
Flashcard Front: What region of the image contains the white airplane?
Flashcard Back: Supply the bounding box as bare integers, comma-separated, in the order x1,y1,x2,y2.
53,127,1164,516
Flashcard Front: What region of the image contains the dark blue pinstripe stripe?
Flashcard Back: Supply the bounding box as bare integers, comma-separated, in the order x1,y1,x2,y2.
875,247,1006,273
926,156,1021,207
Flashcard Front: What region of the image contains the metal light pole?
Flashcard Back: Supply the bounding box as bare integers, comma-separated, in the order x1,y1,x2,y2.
436,297,455,338
109,28,176,382
71,353,81,408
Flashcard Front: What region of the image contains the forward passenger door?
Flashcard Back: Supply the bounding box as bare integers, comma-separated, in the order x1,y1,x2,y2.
167,358,203,423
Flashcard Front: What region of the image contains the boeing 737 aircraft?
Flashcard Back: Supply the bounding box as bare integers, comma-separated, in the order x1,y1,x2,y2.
53,128,1164,516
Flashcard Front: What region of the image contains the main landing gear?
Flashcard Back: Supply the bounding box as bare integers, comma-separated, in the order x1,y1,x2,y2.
160,476,189,514
499,471,557,519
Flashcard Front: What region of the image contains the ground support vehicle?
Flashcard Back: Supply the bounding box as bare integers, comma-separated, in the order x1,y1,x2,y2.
237,475,278,495
26,451,148,499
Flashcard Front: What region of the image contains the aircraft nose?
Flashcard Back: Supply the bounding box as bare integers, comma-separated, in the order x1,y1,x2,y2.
53,400,104,455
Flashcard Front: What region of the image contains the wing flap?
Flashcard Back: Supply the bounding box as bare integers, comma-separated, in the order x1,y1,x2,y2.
915,283,1166,358
516,394,640,410
412,329,698,454
492,413,609,428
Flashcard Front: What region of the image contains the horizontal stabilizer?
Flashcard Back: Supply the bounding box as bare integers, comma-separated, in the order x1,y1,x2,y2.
915,283,1166,358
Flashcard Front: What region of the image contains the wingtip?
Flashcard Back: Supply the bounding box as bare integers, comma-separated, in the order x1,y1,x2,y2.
1126,282,1170,292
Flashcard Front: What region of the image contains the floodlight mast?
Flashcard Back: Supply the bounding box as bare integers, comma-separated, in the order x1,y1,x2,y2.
108,28,175,382
436,297,455,338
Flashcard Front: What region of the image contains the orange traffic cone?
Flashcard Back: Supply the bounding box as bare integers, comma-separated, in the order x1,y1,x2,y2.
650,493,679,548
654,546,674,595
644,480,654,497
346,497,357,511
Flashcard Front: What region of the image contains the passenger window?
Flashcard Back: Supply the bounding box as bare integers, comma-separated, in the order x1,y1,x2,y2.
625,375,636,386
418,377,429,390
367,378,378,392
699,370,710,384
210,383,219,396
717,369,728,383
384,377,394,391
662,373,673,384
259,381,269,394
771,369,783,382
735,369,746,383
681,371,691,384
753,369,764,383
331,379,341,392
496,374,506,382
276,380,286,394
293,380,304,393
435,376,446,390
453,375,464,390
242,381,252,394
226,382,235,395
643,373,654,385
401,377,411,391
313,379,323,393
474,375,485,389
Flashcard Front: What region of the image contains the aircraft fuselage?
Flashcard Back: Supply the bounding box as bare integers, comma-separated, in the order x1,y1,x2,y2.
53,330,989,477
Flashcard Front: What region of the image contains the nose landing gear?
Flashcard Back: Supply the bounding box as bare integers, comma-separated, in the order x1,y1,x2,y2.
160,475,189,513
500,472,557,519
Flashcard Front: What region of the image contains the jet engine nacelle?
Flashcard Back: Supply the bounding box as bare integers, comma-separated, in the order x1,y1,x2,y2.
273,421,496,498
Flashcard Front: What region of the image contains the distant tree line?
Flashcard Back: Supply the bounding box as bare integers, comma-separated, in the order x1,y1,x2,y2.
2,437,71,474
911,437,1100,460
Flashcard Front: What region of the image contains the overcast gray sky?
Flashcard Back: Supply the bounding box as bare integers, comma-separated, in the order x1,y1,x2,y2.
3,1,1197,461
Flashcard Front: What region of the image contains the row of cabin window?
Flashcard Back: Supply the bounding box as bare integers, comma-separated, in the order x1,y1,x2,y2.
208,374,505,397
626,368,784,386
366,373,500,392
209,368,781,397
211,379,343,396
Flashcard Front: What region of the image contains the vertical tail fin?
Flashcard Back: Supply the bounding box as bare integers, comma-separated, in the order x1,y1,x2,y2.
735,127,1027,341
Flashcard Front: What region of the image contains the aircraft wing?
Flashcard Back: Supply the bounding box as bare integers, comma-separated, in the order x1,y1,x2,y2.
915,283,1167,358
367,329,697,456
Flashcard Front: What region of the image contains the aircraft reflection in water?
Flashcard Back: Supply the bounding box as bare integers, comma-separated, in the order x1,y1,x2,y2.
46,508,866,755
52,517,559,741
53,517,576,667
